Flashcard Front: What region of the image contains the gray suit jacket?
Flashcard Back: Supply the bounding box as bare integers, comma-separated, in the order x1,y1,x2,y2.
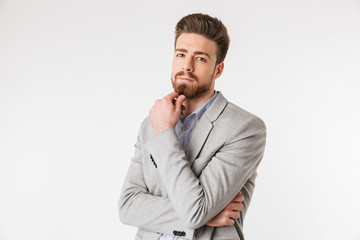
119,92,266,240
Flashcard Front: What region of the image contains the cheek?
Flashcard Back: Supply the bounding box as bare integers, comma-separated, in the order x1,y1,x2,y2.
199,66,214,78
172,61,180,73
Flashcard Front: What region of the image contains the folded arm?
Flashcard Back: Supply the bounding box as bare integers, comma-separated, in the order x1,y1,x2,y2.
119,92,266,234
145,119,266,229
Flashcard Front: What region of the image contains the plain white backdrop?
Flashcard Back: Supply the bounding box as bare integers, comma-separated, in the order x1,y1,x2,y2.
1,0,360,239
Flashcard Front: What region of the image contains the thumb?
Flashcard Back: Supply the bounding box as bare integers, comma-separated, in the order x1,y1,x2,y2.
175,95,186,113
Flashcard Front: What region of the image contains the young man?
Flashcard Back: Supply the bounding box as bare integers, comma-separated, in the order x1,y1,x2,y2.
119,13,266,240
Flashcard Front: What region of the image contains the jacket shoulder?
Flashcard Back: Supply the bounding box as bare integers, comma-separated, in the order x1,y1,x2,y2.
220,102,266,132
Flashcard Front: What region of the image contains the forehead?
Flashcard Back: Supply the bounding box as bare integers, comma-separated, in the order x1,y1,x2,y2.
175,33,217,57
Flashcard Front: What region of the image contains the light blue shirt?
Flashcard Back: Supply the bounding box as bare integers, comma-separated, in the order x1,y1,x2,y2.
175,91,218,152
160,91,218,240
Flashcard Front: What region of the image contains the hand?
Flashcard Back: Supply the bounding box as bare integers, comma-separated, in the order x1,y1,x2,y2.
206,192,244,227
149,92,186,135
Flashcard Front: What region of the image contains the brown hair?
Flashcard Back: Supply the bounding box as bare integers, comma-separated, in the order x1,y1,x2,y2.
175,13,230,64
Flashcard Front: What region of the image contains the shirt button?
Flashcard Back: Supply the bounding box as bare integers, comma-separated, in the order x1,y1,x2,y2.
182,127,187,131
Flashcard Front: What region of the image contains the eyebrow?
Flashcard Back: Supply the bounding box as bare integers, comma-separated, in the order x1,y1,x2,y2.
175,48,211,59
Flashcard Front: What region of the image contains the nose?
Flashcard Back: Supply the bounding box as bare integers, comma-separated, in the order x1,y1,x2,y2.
182,57,194,72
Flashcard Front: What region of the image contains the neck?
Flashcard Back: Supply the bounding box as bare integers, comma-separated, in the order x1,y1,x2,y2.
182,90,215,117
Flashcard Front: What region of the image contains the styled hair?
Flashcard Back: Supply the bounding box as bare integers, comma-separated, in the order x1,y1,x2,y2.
175,13,230,64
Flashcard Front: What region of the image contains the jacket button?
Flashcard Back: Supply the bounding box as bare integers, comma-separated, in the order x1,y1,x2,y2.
173,231,186,237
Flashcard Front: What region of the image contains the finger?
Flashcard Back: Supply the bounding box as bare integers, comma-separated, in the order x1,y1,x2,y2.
225,218,235,226
165,92,179,101
236,203,244,211
232,192,244,203
226,202,243,211
233,202,243,211
233,192,241,199
228,211,240,220
174,95,186,112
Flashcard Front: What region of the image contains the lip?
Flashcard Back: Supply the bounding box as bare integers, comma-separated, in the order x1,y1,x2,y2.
177,77,195,82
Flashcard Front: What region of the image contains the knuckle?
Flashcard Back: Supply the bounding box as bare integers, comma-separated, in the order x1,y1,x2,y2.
224,219,231,225
220,218,226,225
233,202,241,210
226,211,232,218
228,219,235,225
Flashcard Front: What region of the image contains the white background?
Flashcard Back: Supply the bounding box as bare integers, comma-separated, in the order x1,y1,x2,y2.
1,0,360,239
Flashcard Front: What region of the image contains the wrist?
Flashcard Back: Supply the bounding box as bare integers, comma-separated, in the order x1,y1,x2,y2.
154,126,172,135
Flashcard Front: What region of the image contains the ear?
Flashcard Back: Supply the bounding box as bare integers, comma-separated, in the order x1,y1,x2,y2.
214,62,224,79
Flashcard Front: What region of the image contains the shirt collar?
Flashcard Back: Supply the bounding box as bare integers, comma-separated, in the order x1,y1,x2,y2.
180,91,218,122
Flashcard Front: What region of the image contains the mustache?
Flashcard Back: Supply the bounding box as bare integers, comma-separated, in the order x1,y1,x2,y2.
174,71,199,82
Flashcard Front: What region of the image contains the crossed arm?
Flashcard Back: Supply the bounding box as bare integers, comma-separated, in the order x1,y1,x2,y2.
119,92,266,235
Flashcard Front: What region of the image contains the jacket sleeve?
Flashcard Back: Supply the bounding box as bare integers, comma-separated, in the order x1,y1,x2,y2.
144,116,266,229
118,121,195,239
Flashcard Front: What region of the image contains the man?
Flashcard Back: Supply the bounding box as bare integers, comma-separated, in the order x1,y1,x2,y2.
119,13,266,240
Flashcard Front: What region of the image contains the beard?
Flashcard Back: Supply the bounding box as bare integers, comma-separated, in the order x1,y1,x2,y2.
171,71,213,100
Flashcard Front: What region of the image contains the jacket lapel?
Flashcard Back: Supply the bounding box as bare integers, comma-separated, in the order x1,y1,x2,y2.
186,92,228,167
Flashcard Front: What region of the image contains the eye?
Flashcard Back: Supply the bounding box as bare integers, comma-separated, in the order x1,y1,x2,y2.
197,57,206,62
176,53,185,57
